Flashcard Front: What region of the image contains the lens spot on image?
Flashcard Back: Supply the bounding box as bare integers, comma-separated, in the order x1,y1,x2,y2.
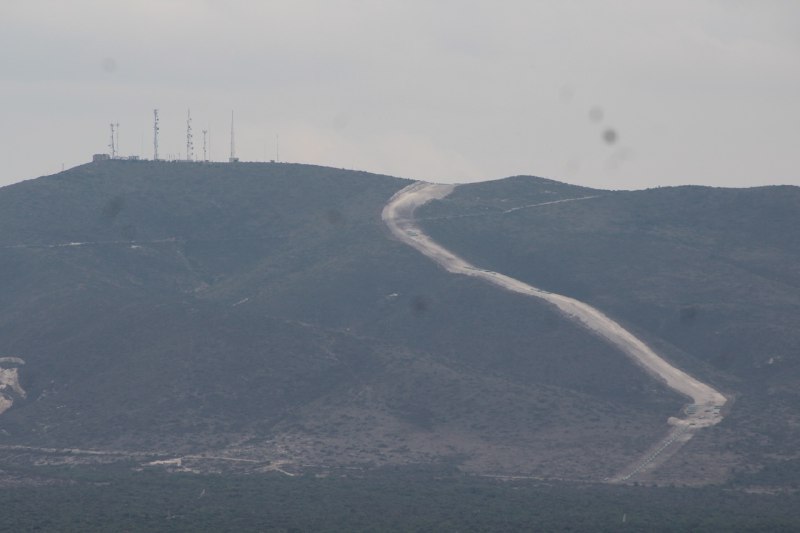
411,295,429,315
101,57,117,73
589,107,604,122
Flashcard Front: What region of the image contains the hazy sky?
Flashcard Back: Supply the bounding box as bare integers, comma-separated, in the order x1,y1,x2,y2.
1,0,798,189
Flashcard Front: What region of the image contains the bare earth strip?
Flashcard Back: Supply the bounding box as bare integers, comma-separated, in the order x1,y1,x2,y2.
382,182,728,482
0,357,26,417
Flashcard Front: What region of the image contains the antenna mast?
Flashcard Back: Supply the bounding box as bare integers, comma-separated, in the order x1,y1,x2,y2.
186,109,194,161
109,123,117,159
153,109,160,161
202,129,208,162
229,111,238,162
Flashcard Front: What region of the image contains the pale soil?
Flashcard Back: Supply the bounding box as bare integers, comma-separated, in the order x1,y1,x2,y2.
0,358,26,416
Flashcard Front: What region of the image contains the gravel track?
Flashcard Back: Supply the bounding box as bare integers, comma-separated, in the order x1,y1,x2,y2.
382,181,727,481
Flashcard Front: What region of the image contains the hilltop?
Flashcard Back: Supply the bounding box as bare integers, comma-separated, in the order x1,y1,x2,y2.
0,160,798,487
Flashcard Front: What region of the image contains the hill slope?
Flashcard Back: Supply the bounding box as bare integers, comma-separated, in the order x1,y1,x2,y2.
1,162,795,484
418,176,800,483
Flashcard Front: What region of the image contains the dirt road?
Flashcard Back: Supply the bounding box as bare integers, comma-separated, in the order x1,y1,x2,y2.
382,182,727,481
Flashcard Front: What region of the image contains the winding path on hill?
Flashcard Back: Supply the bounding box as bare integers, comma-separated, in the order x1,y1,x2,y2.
382,181,728,482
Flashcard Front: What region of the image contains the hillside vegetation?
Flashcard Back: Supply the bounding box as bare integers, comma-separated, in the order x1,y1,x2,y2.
1,162,797,486
419,176,800,483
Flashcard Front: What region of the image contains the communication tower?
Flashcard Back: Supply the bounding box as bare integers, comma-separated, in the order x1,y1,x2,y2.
229,111,239,163
109,123,117,159
153,109,160,161
202,129,208,162
186,109,194,161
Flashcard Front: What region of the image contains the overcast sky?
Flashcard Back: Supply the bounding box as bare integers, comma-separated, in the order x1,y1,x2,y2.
1,0,798,189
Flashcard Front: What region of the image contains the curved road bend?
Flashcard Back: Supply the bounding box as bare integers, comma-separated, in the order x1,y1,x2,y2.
382,182,727,482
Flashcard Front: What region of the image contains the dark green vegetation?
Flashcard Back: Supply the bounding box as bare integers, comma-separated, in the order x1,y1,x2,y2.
419,176,800,485
0,161,683,481
2,464,799,532
0,161,798,496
